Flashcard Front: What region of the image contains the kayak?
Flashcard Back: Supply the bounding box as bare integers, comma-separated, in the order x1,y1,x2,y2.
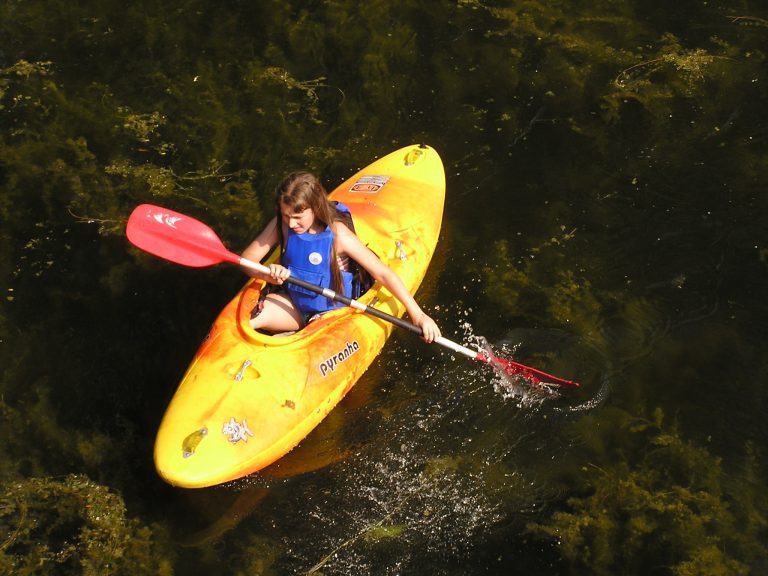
153,144,446,488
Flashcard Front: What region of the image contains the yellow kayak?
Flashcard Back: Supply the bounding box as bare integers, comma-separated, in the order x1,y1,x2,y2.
153,144,446,488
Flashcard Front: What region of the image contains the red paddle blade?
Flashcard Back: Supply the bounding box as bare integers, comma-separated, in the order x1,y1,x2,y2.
126,204,240,268
478,352,580,388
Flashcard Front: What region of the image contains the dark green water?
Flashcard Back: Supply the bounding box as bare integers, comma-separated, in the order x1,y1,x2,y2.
2,1,767,574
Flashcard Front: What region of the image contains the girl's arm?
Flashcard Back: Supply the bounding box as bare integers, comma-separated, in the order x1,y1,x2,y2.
241,217,283,280
334,222,441,343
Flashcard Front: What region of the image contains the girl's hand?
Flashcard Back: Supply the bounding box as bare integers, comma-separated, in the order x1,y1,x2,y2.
266,264,290,284
416,313,441,343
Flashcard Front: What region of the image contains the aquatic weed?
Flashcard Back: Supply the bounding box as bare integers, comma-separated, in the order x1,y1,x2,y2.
0,474,173,575
527,409,767,575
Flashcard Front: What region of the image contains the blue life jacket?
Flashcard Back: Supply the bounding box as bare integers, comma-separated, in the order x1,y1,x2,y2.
282,202,357,317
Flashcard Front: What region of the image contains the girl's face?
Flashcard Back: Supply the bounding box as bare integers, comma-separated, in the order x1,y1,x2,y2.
280,201,315,234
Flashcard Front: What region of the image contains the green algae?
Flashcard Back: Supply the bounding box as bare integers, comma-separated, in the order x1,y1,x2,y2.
527,409,768,575
362,523,407,543
480,231,608,354
0,475,173,576
0,385,176,574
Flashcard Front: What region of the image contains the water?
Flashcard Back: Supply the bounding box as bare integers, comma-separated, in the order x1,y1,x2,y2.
2,1,767,574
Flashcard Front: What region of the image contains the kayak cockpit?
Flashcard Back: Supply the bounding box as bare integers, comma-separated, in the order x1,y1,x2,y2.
233,278,385,346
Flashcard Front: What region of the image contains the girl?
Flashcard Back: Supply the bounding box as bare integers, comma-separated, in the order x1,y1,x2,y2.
241,171,441,342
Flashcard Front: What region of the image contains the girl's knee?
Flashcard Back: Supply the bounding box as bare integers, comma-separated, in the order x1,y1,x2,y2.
250,294,302,333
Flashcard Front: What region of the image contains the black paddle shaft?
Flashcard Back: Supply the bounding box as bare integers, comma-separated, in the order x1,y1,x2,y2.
284,276,424,336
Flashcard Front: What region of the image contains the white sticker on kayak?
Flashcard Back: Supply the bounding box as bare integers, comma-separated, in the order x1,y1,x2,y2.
222,417,254,444
319,341,360,377
349,175,389,193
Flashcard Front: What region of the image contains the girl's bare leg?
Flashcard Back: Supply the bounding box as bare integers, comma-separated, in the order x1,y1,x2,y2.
249,292,303,333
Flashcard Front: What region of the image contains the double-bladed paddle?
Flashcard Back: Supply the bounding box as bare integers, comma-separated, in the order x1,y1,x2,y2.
126,204,579,388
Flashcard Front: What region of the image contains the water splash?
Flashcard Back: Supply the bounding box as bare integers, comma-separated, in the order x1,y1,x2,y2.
284,425,513,575
473,327,614,414
297,330,601,571
475,336,562,407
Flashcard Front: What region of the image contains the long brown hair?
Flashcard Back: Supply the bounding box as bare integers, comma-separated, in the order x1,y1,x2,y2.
275,171,345,293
